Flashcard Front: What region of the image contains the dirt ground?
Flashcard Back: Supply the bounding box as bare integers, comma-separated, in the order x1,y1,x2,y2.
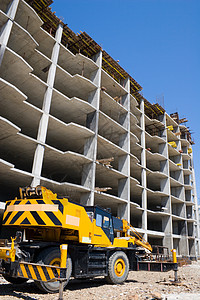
0,261,200,300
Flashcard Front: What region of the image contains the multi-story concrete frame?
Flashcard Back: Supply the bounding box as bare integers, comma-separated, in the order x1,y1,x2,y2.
0,0,199,258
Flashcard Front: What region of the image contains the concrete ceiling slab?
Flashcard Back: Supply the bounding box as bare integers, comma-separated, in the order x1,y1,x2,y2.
55,65,97,101
15,0,43,36
146,188,168,197
0,159,33,201
8,21,38,59
131,105,141,118
94,192,128,215
99,111,127,134
26,49,51,82
0,0,10,14
101,70,127,98
182,153,191,161
33,27,55,59
0,9,8,27
47,117,94,152
0,78,42,138
20,73,47,109
1,47,33,90
183,168,192,176
130,132,139,144
168,144,181,156
95,163,126,193
58,46,98,79
130,112,139,126
169,159,181,172
51,89,95,126
171,195,184,204
40,176,90,202
167,129,179,142
100,90,127,123
97,135,127,159
42,146,92,182
130,95,138,107
0,118,37,171
130,183,143,197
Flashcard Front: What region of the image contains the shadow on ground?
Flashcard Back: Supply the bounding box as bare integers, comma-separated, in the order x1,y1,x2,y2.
0,277,130,298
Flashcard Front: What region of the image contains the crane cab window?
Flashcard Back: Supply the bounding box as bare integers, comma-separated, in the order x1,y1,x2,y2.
103,216,109,228
96,214,102,227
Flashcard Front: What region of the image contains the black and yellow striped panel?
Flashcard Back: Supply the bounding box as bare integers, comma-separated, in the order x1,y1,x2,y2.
2,199,64,227
17,262,67,282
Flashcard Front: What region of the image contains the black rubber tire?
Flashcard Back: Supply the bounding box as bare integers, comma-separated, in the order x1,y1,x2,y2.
35,247,72,293
2,275,28,284
105,251,129,284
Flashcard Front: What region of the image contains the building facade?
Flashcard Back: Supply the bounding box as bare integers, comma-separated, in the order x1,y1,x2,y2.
0,0,199,258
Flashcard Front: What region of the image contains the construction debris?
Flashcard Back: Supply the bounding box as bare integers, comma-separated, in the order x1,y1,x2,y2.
95,187,112,192
96,157,114,167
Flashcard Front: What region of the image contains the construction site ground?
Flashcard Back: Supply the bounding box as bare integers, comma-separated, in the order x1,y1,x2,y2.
0,260,199,300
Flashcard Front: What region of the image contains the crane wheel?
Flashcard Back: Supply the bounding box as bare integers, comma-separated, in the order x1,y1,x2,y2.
105,251,129,284
34,247,72,293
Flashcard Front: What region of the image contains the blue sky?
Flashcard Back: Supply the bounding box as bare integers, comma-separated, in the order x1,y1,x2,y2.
51,0,200,203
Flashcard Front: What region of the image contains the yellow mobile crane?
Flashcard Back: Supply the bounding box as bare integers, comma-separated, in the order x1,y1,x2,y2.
0,186,177,294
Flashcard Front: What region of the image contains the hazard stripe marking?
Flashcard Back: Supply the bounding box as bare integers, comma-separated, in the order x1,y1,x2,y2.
9,211,23,224
45,212,62,226
17,263,67,281
30,211,46,225
2,212,12,224
33,265,42,281
52,200,64,214
42,266,50,281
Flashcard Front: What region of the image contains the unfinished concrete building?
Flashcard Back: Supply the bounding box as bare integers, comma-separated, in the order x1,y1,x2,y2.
0,0,199,258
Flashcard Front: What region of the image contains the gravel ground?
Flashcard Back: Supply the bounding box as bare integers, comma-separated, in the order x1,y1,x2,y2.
0,261,200,300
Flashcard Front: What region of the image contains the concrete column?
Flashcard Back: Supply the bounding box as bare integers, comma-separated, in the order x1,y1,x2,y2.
118,77,131,222
160,113,173,251
176,125,189,256
31,24,63,187
0,0,19,65
190,151,200,257
80,51,102,206
140,98,147,240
